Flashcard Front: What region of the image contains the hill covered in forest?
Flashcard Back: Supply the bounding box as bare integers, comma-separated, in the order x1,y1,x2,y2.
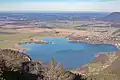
98,12,120,22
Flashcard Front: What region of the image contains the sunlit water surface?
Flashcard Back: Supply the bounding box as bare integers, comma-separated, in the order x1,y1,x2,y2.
21,38,118,69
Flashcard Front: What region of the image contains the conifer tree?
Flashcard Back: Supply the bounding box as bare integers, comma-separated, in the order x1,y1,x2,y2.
49,58,55,71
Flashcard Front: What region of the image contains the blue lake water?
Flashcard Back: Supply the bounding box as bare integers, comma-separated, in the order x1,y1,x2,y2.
21,38,118,69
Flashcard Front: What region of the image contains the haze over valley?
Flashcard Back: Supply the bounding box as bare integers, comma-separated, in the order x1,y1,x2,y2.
0,0,120,80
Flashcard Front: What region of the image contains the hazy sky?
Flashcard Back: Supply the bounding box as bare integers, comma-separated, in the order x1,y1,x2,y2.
0,0,120,12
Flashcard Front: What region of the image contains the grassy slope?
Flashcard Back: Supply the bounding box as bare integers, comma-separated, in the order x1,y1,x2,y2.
74,52,120,80
0,28,53,48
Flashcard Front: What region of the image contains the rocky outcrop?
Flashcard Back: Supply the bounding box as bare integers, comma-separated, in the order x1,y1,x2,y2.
0,49,31,71
0,49,86,80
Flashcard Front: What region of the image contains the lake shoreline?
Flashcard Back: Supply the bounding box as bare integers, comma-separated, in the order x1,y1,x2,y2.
67,36,120,49
19,37,118,69
14,35,120,52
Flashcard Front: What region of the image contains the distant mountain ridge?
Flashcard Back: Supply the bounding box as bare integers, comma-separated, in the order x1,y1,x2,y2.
0,12,108,21
98,12,120,22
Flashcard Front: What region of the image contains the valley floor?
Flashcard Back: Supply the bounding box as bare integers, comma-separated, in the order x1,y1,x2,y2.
0,27,120,49
0,26,120,80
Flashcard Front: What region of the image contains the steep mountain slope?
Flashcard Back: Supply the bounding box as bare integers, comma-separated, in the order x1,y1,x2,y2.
0,49,86,80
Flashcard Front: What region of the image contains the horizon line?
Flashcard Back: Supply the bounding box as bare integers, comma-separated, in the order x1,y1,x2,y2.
0,11,115,13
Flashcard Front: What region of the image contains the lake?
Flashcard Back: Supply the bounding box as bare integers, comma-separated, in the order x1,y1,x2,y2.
21,38,118,69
